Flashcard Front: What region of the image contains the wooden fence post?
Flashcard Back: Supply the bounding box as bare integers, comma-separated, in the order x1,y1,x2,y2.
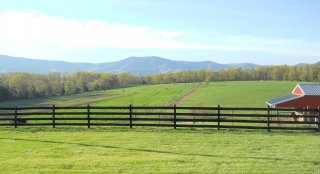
318,107,320,132
129,104,133,128
14,106,18,128
218,104,220,130
267,106,270,132
87,104,91,128
52,104,56,128
173,105,177,129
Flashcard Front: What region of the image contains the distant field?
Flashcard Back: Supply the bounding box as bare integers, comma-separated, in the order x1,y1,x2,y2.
181,81,297,107
0,81,299,107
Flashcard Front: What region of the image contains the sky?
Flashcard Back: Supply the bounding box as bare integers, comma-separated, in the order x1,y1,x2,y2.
0,0,319,65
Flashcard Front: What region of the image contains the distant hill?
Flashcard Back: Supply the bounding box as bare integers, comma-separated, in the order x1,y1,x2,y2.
0,54,258,74
96,56,258,74
0,55,92,73
295,61,320,66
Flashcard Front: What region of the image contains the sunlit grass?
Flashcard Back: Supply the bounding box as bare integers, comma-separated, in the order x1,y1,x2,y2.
0,81,300,108
181,81,297,107
0,127,319,173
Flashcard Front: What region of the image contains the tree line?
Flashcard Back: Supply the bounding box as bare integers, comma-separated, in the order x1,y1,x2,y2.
0,64,319,101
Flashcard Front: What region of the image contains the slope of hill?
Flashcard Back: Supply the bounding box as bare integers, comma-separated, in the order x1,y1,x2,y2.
0,54,258,74
295,61,320,66
0,55,93,73
96,56,238,74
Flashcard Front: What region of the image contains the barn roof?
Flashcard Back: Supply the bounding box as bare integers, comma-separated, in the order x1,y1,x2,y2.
295,84,320,96
266,94,303,107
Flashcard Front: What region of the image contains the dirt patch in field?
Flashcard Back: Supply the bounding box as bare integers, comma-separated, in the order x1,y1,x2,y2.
57,92,136,107
26,92,135,107
168,88,198,106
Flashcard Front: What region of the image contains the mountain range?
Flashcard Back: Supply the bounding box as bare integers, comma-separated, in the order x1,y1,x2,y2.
1,54,259,74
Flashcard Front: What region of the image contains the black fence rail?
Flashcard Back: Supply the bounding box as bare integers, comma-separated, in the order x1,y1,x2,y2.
0,105,319,132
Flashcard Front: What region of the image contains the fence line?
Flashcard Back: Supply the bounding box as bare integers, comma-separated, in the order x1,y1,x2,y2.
0,105,319,132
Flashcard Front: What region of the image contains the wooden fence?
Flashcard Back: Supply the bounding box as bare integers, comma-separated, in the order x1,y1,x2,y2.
0,105,319,132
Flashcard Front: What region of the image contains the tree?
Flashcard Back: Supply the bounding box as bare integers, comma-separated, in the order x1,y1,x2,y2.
64,81,76,95
76,79,84,93
48,72,63,95
34,80,49,96
9,73,30,98
0,88,10,100
288,67,298,81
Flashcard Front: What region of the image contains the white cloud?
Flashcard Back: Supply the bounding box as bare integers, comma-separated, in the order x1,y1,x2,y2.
224,35,320,58
0,10,194,51
0,10,319,62
226,35,298,46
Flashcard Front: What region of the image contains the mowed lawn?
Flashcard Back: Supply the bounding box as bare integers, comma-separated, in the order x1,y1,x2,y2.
0,81,319,173
0,127,319,173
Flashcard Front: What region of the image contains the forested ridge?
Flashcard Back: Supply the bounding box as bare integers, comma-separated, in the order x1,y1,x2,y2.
0,64,319,101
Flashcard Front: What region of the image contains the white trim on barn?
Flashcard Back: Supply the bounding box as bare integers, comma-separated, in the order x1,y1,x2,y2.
266,94,304,107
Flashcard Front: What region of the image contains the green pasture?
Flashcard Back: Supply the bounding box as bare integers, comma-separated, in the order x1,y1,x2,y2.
0,81,299,107
0,127,319,173
181,81,297,107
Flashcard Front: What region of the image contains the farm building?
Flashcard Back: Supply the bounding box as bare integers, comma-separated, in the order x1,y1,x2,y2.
266,84,320,122
266,84,320,109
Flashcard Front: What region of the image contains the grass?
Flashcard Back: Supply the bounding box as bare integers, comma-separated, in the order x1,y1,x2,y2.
0,127,319,173
0,81,300,108
181,81,297,107
0,90,121,107
0,83,195,107
0,81,318,173
93,83,195,106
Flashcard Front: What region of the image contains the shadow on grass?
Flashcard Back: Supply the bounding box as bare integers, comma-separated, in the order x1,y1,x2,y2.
0,136,317,164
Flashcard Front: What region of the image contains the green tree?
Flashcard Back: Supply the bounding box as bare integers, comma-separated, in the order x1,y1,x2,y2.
9,73,30,98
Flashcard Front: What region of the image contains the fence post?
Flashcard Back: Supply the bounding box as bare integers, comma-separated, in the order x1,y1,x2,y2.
173,105,177,129
217,104,220,130
129,104,133,128
14,106,18,128
318,107,320,132
267,106,270,132
87,104,91,128
52,104,56,128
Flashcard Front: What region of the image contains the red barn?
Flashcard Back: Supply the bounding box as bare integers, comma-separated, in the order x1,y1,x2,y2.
266,84,320,109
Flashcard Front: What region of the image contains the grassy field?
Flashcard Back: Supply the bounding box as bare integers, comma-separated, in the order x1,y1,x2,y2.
0,81,318,173
0,83,195,107
0,81,298,107
0,127,319,173
181,81,297,107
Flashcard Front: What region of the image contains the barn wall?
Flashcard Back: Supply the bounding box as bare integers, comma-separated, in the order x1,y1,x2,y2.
277,96,320,109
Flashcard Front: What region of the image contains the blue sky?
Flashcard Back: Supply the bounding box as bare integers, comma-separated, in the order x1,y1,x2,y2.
0,0,319,65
